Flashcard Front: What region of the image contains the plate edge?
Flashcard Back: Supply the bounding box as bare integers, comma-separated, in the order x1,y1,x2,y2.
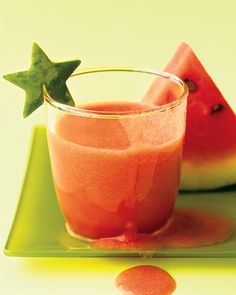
4,125,47,255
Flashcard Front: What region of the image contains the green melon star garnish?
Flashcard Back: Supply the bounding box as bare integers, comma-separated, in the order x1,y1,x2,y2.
3,43,81,117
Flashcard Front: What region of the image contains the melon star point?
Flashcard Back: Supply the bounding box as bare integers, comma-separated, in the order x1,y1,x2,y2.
3,43,81,117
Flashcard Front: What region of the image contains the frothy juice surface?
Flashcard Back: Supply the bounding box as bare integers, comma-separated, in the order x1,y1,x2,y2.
47,101,184,239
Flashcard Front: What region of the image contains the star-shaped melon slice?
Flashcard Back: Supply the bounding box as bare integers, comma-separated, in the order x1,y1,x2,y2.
3,43,81,117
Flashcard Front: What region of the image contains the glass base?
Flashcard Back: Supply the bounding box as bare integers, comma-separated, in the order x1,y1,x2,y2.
65,222,95,242
65,216,173,242
65,221,164,244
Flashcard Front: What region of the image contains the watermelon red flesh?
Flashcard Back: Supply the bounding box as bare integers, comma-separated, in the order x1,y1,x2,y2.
143,42,236,190
163,42,236,163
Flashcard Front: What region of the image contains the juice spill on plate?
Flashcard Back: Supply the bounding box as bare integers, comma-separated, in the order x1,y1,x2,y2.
154,208,233,248
94,208,233,250
115,265,176,295
47,101,184,239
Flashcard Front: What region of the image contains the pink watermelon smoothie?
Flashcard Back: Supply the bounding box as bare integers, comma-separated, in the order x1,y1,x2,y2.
47,101,183,239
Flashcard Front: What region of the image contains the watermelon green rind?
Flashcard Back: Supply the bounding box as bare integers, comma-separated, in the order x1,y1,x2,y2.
181,155,236,190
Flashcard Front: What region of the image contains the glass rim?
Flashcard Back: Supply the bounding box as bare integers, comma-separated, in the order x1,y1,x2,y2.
44,66,188,118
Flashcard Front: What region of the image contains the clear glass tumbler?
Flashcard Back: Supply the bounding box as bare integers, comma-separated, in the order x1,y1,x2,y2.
44,67,188,240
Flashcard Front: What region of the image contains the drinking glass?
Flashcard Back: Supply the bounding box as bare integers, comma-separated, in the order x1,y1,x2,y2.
44,67,188,240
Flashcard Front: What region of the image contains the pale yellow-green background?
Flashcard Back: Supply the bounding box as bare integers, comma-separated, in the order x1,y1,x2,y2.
1,0,236,294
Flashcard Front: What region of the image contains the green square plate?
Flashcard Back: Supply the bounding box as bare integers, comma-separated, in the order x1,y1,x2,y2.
4,126,236,257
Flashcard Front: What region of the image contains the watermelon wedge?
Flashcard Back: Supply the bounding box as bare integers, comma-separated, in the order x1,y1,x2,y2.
144,42,236,190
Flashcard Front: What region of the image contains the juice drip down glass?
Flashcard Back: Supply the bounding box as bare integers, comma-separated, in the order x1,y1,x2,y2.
44,67,188,240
